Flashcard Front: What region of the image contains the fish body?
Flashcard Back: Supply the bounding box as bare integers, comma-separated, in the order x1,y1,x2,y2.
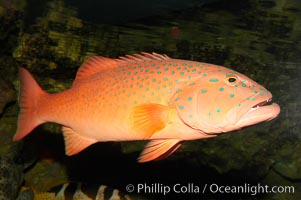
13,53,280,162
34,182,131,200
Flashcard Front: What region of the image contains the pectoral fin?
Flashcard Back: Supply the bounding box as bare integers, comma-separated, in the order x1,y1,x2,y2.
138,139,182,162
62,127,97,156
130,104,175,139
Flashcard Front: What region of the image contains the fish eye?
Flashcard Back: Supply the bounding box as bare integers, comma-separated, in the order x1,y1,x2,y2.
225,74,239,86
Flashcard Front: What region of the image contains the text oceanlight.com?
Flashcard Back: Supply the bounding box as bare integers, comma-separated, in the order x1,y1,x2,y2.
125,183,295,196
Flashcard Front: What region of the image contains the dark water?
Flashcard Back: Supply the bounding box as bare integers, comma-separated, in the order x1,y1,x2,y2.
0,0,300,199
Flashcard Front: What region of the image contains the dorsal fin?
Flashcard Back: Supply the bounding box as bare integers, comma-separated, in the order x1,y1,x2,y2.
74,52,170,84
74,56,118,83
141,52,171,60
115,52,170,64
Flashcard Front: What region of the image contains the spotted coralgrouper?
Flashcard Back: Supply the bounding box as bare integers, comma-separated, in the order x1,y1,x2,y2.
13,53,280,162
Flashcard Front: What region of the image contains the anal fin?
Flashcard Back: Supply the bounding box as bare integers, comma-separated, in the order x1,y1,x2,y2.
138,139,182,163
62,127,97,156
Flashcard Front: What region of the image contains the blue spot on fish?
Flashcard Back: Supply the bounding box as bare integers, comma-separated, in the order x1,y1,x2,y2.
230,93,235,98
201,89,207,93
216,109,221,113
209,78,219,82
179,105,184,110
188,97,192,101
219,87,224,91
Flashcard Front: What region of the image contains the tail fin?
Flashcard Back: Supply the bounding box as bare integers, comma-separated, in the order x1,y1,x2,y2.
13,67,46,141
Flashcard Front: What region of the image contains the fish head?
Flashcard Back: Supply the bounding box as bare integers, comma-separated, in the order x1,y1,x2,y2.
172,66,280,134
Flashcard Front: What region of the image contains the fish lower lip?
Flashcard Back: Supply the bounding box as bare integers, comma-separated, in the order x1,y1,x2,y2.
236,102,280,128
226,101,280,130
239,98,280,126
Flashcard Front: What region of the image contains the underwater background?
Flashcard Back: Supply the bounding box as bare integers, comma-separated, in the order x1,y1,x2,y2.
0,0,300,199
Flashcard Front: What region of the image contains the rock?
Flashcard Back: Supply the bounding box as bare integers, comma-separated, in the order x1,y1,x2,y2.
0,142,37,200
16,189,34,200
0,79,16,115
272,143,301,180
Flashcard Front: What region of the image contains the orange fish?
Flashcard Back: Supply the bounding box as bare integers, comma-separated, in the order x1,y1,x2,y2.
13,53,280,162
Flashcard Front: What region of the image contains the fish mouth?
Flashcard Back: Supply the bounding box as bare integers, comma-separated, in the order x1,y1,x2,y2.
249,98,273,111
235,97,280,128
